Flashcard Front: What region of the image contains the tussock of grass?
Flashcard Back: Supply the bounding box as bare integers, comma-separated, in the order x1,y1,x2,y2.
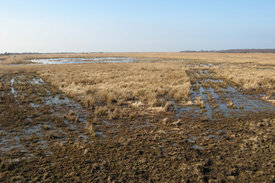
63,111,79,122
38,62,191,116
46,131,60,139
108,108,121,120
195,96,205,108
215,63,275,102
95,106,108,116
226,100,236,109
2,52,275,65
85,122,95,136
164,101,172,112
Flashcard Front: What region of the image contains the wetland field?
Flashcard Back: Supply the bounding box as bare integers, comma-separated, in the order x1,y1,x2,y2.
0,52,274,182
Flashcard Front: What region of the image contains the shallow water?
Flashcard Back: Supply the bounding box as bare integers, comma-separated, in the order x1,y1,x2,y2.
30,57,134,64
1,75,95,158
29,78,45,85
0,123,48,154
45,95,70,105
204,134,219,140
30,102,40,108
192,144,205,150
176,69,275,120
133,120,154,129
3,72,274,154
10,78,17,99
95,131,107,138
187,135,197,143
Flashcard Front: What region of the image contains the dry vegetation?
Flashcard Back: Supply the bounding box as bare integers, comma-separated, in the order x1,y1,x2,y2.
1,52,275,65
214,63,275,103
38,62,191,117
0,52,274,182
1,52,274,104
1,52,274,105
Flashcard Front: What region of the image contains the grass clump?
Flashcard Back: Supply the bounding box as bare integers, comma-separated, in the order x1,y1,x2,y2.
38,62,191,114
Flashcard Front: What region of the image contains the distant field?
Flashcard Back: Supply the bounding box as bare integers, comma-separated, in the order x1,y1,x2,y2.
1,52,275,65
1,52,274,102
0,52,274,182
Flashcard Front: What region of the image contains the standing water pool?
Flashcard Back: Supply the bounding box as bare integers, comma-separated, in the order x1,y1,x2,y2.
29,57,134,64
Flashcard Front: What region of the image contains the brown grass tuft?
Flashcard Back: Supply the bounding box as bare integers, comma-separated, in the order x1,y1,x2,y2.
85,122,95,136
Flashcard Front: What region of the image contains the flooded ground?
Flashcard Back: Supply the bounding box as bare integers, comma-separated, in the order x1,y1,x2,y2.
1,74,91,158
177,68,275,120
0,62,274,182
29,57,134,64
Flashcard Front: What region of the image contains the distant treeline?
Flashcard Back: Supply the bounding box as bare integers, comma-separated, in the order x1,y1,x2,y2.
180,49,275,53
1,49,275,55
0,52,40,55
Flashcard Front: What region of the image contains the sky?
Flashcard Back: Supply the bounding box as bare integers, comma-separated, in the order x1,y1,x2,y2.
0,0,275,52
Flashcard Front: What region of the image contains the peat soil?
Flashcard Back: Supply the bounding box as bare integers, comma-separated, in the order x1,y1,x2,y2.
0,68,274,182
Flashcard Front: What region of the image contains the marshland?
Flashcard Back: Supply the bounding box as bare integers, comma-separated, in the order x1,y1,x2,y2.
0,52,274,182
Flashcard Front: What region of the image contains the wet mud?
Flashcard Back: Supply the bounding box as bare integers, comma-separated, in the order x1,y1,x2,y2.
0,67,274,182
1,74,92,158
178,68,275,120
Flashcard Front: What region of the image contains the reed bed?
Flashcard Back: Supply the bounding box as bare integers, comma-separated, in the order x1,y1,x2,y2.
38,62,191,116
214,63,275,103
2,52,275,65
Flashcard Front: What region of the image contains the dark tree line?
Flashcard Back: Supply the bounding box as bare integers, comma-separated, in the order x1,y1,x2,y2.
180,49,275,53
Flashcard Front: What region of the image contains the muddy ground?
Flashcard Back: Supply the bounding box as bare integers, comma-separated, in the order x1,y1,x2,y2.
0,63,274,182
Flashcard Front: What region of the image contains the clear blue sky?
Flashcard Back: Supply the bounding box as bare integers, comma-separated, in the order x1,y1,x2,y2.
0,0,275,52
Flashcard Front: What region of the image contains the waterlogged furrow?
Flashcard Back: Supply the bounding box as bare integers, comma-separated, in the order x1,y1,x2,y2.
27,76,95,141
1,73,162,161
10,78,17,101
0,74,97,161
179,67,275,120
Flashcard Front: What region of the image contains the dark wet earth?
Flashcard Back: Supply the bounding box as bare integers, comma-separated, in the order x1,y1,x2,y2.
0,65,274,182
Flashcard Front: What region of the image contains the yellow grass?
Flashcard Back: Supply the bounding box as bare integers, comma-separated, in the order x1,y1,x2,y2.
0,64,38,76
1,52,275,65
1,52,274,105
38,62,191,114
215,63,275,102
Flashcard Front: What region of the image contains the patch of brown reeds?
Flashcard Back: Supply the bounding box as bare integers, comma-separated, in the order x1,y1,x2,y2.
214,63,275,103
2,52,275,65
38,62,191,117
